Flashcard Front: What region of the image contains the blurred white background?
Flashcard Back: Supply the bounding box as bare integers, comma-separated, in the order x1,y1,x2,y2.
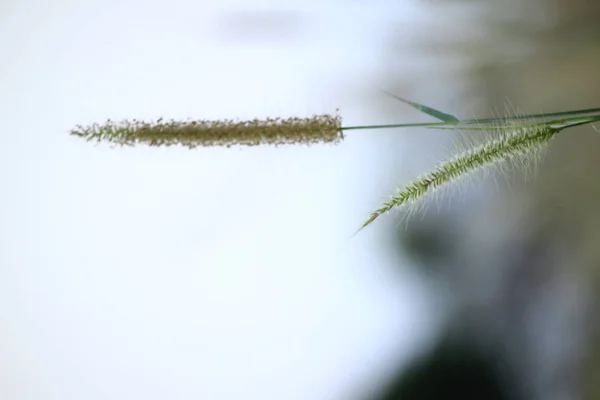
0,0,445,399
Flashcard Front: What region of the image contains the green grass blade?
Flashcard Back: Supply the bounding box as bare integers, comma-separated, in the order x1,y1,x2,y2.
546,115,600,129
466,107,600,124
382,90,460,122
429,114,600,131
341,121,457,131
341,109,600,132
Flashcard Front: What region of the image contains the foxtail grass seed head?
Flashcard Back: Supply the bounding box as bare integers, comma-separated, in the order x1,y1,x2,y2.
358,124,560,232
70,113,344,148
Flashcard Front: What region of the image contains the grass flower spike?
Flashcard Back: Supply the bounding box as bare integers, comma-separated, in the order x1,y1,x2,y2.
358,124,558,232
71,113,344,148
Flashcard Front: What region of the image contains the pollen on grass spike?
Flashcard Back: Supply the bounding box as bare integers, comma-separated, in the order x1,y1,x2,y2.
70,113,344,148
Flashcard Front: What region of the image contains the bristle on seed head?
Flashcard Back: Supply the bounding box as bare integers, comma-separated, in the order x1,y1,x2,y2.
70,113,344,148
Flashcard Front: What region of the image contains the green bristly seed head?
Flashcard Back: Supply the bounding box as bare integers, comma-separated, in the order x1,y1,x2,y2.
70,114,344,148
357,124,559,232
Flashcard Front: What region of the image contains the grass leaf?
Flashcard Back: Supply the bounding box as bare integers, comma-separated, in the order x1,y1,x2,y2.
382,90,460,122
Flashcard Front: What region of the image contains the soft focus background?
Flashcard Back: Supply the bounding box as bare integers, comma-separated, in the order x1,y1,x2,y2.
2,0,600,399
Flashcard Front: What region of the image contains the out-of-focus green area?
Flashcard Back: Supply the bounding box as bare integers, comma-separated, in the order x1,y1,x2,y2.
374,0,600,399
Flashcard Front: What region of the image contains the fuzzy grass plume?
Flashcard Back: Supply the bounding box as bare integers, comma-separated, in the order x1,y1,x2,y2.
70,114,344,148
69,96,600,234
358,124,558,231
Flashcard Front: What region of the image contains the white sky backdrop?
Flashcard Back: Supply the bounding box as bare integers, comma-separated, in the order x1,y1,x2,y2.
0,0,444,399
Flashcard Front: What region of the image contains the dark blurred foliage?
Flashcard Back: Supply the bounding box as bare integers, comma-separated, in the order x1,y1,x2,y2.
372,334,522,400
365,0,600,399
